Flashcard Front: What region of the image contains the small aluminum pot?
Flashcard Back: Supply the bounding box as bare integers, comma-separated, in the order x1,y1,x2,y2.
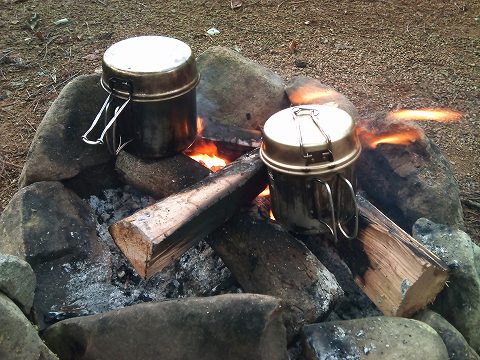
260,105,361,240
82,36,200,158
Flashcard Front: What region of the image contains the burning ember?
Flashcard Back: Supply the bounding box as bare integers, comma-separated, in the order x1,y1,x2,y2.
357,108,462,149
258,186,276,220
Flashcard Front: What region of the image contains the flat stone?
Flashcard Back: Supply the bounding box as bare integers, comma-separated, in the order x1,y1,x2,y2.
196,46,290,130
19,74,112,188
43,294,288,360
414,309,480,360
0,293,58,360
0,254,36,315
357,114,463,231
301,317,449,360
413,218,480,353
115,151,211,198
285,76,359,119
0,181,110,328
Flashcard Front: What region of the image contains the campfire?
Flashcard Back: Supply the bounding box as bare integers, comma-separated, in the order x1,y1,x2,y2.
2,45,475,360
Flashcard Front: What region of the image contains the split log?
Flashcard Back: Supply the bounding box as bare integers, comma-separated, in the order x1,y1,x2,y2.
115,151,211,199
336,194,449,317
206,209,343,340
109,149,268,278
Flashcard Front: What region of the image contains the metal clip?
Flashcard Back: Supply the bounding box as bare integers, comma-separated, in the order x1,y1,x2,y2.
292,107,334,165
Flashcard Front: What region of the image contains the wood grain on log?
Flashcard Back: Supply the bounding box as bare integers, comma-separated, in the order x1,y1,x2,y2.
109,149,268,278
345,194,449,317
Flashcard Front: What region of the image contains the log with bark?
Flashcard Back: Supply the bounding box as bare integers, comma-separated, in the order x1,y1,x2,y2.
109,149,268,278
335,194,449,317
206,209,344,340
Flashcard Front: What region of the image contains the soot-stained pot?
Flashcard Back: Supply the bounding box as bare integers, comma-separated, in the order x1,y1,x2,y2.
260,105,361,240
82,36,200,158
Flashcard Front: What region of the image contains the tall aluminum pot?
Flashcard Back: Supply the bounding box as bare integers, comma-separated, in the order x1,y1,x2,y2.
82,36,200,158
260,105,361,240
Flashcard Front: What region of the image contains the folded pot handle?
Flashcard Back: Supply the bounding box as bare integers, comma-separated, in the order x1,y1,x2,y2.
82,78,133,146
336,174,359,240
314,178,338,242
315,174,359,242
81,94,131,145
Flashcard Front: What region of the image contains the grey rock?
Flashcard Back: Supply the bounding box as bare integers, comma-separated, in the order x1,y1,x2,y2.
0,293,58,360
285,76,359,119
19,74,112,188
43,294,288,360
196,46,290,130
414,309,480,360
0,181,110,327
0,254,36,314
301,316,449,360
413,218,480,353
115,151,211,199
357,114,463,231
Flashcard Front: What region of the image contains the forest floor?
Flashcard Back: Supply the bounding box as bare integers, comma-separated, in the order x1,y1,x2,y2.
1,0,479,241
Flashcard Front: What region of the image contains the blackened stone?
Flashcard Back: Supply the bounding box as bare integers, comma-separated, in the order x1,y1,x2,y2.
413,218,480,353
414,309,480,360
19,74,112,188
115,151,211,199
43,294,288,360
301,317,448,360
357,114,463,232
0,293,58,360
285,76,359,119
0,254,36,315
196,46,290,130
0,181,110,328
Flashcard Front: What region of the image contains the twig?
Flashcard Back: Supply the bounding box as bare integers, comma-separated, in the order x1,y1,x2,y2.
277,0,308,11
93,0,106,5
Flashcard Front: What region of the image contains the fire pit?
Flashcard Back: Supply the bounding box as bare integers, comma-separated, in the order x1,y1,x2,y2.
0,47,478,360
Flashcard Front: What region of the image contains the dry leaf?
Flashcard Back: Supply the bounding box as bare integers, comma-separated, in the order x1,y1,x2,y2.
288,40,298,54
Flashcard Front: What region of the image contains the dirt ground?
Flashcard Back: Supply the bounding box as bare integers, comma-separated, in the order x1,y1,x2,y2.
1,0,479,241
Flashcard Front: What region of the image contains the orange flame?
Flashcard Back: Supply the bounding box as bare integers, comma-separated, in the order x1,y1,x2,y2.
187,117,229,172
356,126,423,149
386,109,462,123
258,186,270,197
288,86,339,105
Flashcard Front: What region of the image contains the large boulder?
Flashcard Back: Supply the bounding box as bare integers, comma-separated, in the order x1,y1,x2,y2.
0,254,36,315
0,293,58,360
285,76,359,119
357,114,463,231
413,218,480,353
414,309,480,360
43,294,288,360
0,181,110,327
19,74,112,188
301,317,449,360
196,46,290,130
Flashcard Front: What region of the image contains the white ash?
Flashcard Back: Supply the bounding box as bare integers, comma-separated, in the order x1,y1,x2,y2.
55,186,240,317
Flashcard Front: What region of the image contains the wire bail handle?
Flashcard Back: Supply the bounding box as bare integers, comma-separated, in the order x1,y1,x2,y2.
292,107,334,165
315,174,359,242
81,78,133,145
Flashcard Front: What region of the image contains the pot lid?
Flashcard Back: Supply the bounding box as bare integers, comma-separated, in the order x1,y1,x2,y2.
101,36,199,100
260,105,361,174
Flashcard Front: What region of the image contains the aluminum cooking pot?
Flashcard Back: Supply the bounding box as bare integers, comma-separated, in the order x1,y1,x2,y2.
260,105,361,240
82,36,200,158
